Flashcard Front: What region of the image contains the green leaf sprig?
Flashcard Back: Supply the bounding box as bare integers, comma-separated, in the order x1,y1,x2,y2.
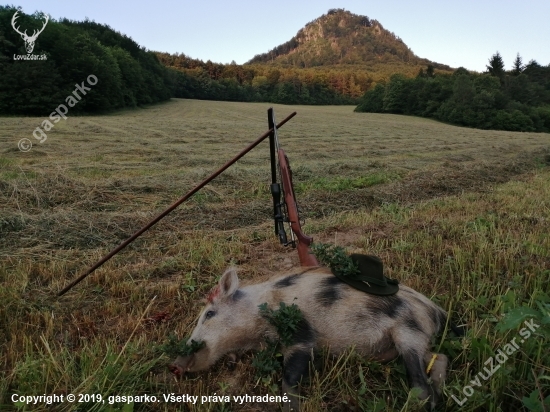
259,302,304,347
311,242,360,277
159,333,205,358
253,302,304,380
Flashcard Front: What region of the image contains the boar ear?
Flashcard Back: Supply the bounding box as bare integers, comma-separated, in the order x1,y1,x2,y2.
219,267,239,297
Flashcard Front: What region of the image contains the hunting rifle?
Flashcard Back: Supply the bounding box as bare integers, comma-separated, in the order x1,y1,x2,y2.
57,109,316,297
268,108,319,267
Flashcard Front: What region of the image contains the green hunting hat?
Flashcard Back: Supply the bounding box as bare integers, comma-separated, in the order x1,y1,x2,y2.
333,254,399,296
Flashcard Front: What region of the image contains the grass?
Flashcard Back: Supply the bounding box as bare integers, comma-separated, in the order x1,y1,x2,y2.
1,99,550,411
295,172,396,193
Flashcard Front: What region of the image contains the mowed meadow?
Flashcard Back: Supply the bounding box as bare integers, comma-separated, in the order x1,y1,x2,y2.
1,99,549,411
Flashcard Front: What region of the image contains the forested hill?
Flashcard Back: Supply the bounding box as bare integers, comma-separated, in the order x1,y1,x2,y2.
156,9,453,106
0,5,174,115
247,8,450,71
1,6,454,114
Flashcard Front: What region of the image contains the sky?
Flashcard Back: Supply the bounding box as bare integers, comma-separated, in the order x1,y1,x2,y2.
8,0,550,72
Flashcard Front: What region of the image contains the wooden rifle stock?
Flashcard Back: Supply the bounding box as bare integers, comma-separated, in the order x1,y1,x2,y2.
278,149,319,267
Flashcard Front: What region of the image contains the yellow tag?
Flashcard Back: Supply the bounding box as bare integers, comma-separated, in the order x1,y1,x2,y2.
426,354,438,374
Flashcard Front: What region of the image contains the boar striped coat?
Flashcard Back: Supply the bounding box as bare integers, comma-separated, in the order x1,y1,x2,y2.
170,267,454,411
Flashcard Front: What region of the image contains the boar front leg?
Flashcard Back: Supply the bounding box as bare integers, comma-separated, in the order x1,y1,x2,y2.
282,348,313,412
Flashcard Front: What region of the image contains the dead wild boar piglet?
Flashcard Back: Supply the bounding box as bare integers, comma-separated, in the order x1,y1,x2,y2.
170,267,456,411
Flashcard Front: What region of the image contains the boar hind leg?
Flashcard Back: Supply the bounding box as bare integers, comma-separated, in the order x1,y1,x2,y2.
282,349,312,412
394,324,440,410
424,352,448,396
401,349,439,410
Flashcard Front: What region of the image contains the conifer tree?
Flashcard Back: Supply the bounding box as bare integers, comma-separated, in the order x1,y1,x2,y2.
512,53,524,76
486,52,505,80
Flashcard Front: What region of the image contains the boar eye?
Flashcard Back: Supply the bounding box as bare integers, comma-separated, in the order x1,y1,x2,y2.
205,310,216,320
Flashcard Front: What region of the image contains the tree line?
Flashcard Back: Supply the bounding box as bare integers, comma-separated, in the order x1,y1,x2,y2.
156,52,375,105
0,6,180,115
3,6,549,134
355,52,550,132
0,5,374,115
0,6,436,115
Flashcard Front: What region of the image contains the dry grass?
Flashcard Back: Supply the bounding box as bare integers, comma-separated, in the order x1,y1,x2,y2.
1,99,549,411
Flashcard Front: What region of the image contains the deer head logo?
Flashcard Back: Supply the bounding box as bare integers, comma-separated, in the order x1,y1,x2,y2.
11,10,49,54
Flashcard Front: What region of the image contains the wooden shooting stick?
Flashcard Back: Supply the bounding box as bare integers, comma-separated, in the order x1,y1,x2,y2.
268,108,319,267
57,111,297,297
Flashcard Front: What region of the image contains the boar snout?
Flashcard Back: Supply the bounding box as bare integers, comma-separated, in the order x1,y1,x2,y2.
168,363,184,377
169,355,195,376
